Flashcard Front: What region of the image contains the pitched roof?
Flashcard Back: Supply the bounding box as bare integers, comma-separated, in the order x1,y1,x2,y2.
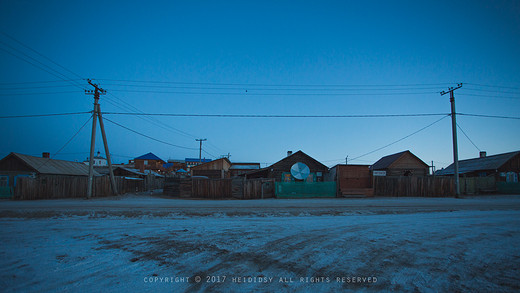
371,151,408,170
9,153,98,176
371,150,428,170
134,152,164,161
270,150,329,171
435,151,520,175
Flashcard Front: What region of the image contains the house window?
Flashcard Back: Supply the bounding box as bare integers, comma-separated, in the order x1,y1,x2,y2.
144,160,148,165
0,176,8,187
506,172,518,183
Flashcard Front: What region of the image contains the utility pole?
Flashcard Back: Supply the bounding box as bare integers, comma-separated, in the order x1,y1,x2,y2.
345,156,348,165
196,138,207,163
86,79,118,198
441,83,463,197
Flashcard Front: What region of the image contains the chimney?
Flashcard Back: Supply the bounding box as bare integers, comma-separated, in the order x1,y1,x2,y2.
42,152,50,158
287,151,293,157
480,151,487,158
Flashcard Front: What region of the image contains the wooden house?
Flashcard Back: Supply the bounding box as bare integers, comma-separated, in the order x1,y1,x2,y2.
134,152,166,173
246,150,329,182
435,151,520,182
191,157,232,179
371,150,429,177
328,164,373,197
0,152,99,191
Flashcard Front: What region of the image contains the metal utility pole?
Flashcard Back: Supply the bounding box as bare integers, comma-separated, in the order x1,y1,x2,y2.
196,138,207,163
86,79,118,198
441,83,463,197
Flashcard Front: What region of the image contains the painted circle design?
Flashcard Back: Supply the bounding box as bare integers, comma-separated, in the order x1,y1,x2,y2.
290,162,310,180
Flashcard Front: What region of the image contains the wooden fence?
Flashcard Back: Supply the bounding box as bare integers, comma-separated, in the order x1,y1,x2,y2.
163,178,275,199
14,175,164,200
374,176,454,197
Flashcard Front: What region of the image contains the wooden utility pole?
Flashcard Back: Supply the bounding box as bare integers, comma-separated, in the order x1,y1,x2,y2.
196,138,207,163
441,83,463,197
86,79,118,198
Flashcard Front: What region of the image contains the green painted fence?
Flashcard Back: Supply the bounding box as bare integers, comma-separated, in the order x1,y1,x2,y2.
275,182,337,198
0,187,12,198
497,182,520,194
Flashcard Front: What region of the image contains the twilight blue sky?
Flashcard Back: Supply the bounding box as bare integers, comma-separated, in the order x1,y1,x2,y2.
1,0,519,169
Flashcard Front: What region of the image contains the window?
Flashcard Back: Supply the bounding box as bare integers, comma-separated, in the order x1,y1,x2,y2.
0,176,8,187
144,160,148,165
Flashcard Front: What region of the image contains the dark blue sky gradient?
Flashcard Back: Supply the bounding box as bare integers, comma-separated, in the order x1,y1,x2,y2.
1,0,519,168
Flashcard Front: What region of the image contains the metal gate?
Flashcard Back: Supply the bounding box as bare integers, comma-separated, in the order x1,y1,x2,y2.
275,182,336,198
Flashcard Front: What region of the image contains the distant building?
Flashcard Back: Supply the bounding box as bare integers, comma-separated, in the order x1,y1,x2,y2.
371,150,429,177
229,163,261,177
185,158,212,171
435,151,520,182
191,158,232,179
134,152,166,173
83,151,108,167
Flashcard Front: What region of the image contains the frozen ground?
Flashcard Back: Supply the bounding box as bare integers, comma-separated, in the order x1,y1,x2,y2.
1,195,519,292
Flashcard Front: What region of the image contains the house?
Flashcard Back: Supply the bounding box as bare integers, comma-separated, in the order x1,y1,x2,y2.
83,151,108,167
328,164,373,197
229,163,261,177
134,152,166,173
0,152,99,193
185,158,212,171
246,150,329,182
435,151,520,182
191,158,232,179
371,150,429,177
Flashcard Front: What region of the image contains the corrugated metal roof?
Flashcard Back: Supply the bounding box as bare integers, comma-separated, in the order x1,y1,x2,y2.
13,153,99,176
134,152,164,161
185,158,212,163
435,151,520,175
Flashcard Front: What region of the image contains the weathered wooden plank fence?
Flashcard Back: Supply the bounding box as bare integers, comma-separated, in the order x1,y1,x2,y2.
373,176,455,197
14,175,164,200
164,178,275,199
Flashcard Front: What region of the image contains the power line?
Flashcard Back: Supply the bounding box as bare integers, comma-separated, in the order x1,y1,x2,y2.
349,115,450,162
103,112,449,118
458,93,520,100
456,123,480,152
102,82,445,91
0,41,85,90
0,111,91,119
1,32,84,80
35,116,93,170
465,83,520,91
0,90,81,96
103,117,198,151
458,113,520,120
0,79,83,85
96,78,454,88
106,92,198,139
0,84,80,90
109,89,438,96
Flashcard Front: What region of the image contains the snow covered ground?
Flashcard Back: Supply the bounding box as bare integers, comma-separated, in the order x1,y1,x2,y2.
1,195,519,292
